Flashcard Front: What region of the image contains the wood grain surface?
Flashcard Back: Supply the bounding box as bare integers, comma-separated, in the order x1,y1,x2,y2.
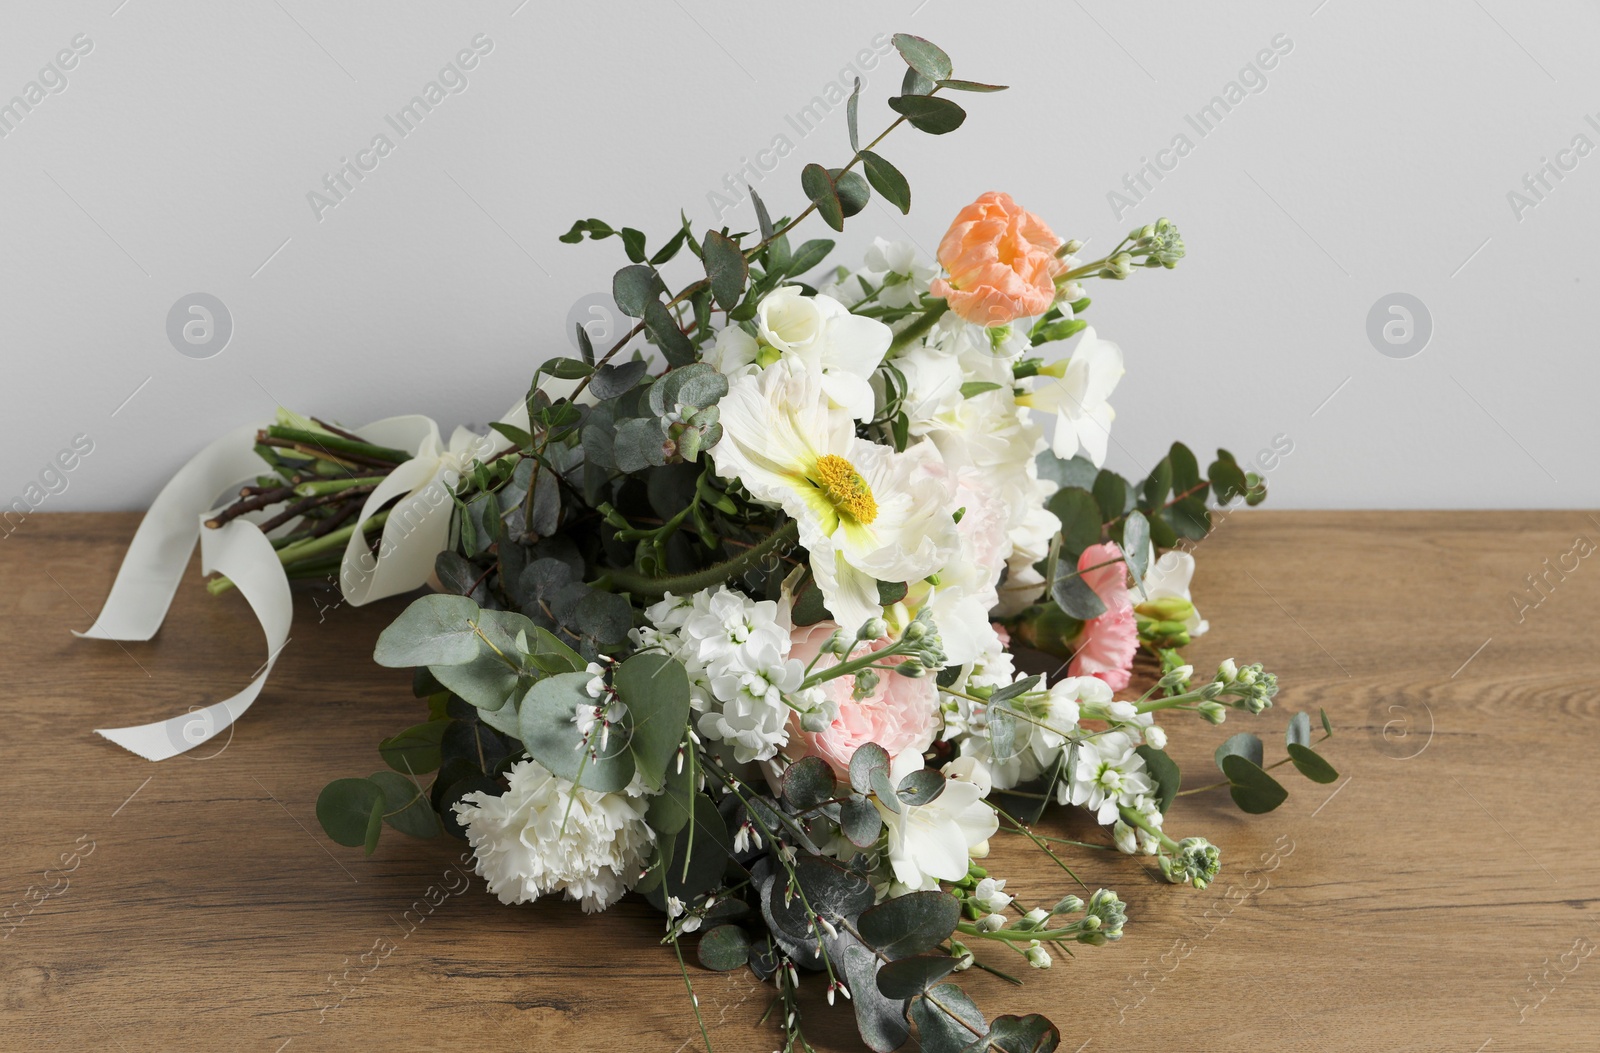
3,511,1596,1052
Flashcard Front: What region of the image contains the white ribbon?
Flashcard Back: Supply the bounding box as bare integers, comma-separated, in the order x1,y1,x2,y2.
78,404,527,761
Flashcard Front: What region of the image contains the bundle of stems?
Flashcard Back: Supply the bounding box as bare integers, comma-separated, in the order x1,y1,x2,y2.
204,418,410,595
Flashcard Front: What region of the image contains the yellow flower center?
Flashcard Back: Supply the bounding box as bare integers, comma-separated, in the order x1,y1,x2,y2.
813,454,877,524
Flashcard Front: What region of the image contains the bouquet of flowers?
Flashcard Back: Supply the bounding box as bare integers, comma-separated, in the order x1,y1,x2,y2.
97,32,1341,1053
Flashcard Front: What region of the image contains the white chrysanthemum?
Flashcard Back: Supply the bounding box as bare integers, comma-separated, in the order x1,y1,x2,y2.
710,361,958,631
1018,327,1125,467
454,759,654,913
1063,730,1153,824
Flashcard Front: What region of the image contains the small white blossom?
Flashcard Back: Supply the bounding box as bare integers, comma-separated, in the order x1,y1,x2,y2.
1064,730,1154,824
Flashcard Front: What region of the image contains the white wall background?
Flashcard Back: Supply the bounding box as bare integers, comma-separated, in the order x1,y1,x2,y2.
2,0,1595,512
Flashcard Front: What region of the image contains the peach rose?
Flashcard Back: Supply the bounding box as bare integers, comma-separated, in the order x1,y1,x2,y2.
787,621,940,777
1068,541,1138,691
929,191,1065,327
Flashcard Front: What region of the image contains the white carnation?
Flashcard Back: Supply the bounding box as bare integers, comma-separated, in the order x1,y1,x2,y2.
454,759,654,913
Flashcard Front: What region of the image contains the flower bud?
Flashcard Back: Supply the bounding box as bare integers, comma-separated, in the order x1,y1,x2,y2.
1216,658,1238,683
977,913,1006,933
896,659,926,678
1024,908,1049,926
1134,596,1195,622
1051,895,1084,915
858,617,888,641
1058,238,1084,256
1024,940,1052,969
1198,700,1228,725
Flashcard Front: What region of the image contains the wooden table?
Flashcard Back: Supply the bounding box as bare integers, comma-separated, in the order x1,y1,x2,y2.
3,511,1595,1052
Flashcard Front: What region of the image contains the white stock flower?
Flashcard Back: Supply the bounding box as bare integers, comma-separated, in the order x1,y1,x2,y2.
710,361,957,631
876,753,999,890
1018,327,1125,467
755,286,892,421
1112,794,1164,856
1064,730,1153,824
970,876,1012,913
1138,549,1210,637
454,759,654,913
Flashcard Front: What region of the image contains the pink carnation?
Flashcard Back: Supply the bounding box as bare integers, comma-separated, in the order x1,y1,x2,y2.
1069,541,1138,691
787,621,940,777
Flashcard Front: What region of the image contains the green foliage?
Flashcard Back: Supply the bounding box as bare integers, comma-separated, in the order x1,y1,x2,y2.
316,778,385,854
696,924,752,971
888,94,967,135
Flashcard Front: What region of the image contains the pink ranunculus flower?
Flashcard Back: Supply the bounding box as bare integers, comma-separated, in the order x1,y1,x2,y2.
786,621,940,777
1069,541,1138,691
929,191,1066,327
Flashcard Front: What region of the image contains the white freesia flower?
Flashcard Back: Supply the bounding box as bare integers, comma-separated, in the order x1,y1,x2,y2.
709,361,957,630
1138,549,1210,637
876,753,999,890
1018,327,1125,467
752,286,892,420
454,759,654,913
1063,729,1153,824
863,238,939,309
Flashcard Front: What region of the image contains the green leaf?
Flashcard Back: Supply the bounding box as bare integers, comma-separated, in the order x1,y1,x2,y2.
590,360,649,400
1136,744,1180,815
896,768,945,807
849,742,891,796
1221,753,1289,813
702,230,748,311
1122,509,1151,589
899,60,934,94
750,186,774,242
832,932,911,1051
1214,732,1264,772
614,652,691,791
518,671,636,792
781,755,836,811
858,891,960,960
1209,454,1250,503
840,797,883,848
1046,486,1101,561
612,264,664,318
489,421,533,449
1092,469,1127,522
1141,457,1174,509
697,924,752,971
1287,743,1340,784
983,1014,1062,1053
786,238,834,276
646,752,695,836
832,168,871,218
876,954,959,999
1320,708,1334,736
910,984,988,1053
656,793,732,904
959,381,1001,398
877,579,909,606
934,78,1007,92
768,855,875,939
618,227,647,263
847,77,861,153
1287,711,1312,748
374,594,481,668
1169,441,1201,492
861,150,910,214
430,652,520,713
887,94,967,135
801,163,845,232
1052,569,1106,620
368,770,440,839
892,33,952,81
317,778,385,849
379,720,449,775
539,357,594,380
558,217,613,243
642,299,696,366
